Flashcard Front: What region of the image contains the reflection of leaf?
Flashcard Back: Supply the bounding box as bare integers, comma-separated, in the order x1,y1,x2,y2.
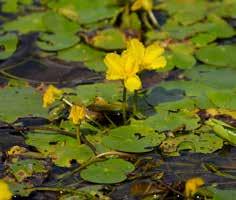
80,158,135,184
26,132,94,167
102,124,165,153
0,86,48,122
0,33,18,60
37,33,80,51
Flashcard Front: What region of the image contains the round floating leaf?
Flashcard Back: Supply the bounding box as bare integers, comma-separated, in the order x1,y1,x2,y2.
3,12,46,33
80,158,135,184
143,110,200,132
184,65,236,89
90,28,126,50
207,90,236,110
70,82,122,105
102,124,165,153
0,86,48,122
191,33,217,47
57,44,105,62
196,45,236,68
43,11,80,34
26,132,94,167
48,0,121,24
160,133,223,154
37,33,80,51
9,159,48,182
0,33,18,60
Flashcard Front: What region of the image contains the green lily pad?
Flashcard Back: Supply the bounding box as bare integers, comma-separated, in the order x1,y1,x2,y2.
69,82,122,105
80,158,135,184
143,110,200,132
3,12,46,33
90,28,126,50
0,86,48,122
102,124,165,153
160,133,223,154
42,11,80,34
25,132,94,167
57,43,105,62
184,65,236,89
37,33,80,51
9,159,48,182
206,119,236,145
0,33,18,60
48,0,121,24
2,0,18,13
191,32,217,47
196,45,236,68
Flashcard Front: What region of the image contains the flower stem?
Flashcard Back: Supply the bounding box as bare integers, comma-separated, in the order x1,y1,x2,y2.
76,125,81,144
122,84,127,124
148,10,159,28
133,90,138,115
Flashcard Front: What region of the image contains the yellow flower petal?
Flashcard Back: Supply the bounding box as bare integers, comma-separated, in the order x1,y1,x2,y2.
104,53,123,80
68,105,86,124
126,39,145,63
43,85,63,108
124,75,142,92
185,177,204,198
144,43,164,62
121,50,140,78
143,56,167,70
131,0,153,11
0,180,12,200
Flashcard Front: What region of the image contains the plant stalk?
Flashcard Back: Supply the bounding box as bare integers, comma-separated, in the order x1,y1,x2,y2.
122,84,127,124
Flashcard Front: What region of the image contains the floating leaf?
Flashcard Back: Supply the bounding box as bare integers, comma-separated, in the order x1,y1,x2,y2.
9,159,48,182
102,124,165,153
69,82,122,105
0,86,48,122
0,33,18,60
196,45,236,68
207,90,236,110
26,132,94,167
160,133,223,154
80,158,135,184
184,65,236,89
37,33,80,51
3,12,46,33
42,11,80,34
191,33,217,47
48,0,121,24
90,28,126,50
57,44,105,62
206,119,236,145
143,110,200,132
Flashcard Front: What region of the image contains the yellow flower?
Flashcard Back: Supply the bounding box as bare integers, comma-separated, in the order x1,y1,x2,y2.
0,180,12,200
126,39,166,71
43,85,63,108
68,105,86,124
131,0,153,11
104,50,142,92
185,177,204,198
